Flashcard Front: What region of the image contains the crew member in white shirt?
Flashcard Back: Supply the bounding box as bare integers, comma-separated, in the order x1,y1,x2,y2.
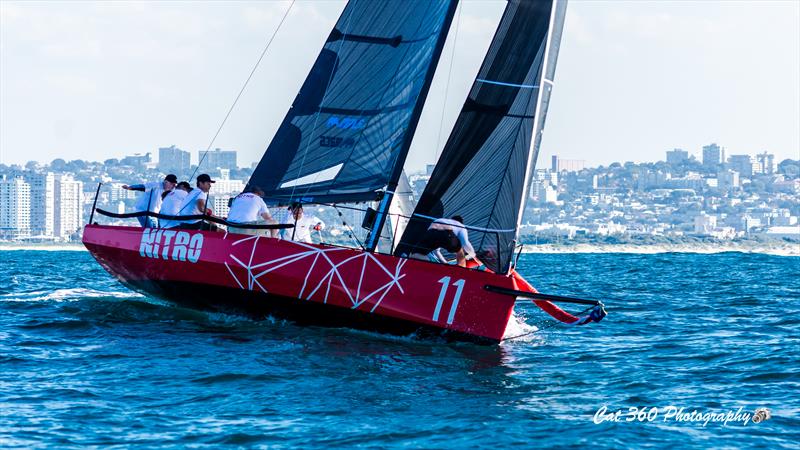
122,174,177,228
176,173,216,230
159,181,192,229
282,203,325,243
227,186,278,237
410,215,483,268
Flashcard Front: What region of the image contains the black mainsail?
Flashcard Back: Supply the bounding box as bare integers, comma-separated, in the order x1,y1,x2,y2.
395,0,568,273
248,0,458,207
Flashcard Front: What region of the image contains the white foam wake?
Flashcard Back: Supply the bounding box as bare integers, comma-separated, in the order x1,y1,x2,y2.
0,288,143,303
502,312,539,341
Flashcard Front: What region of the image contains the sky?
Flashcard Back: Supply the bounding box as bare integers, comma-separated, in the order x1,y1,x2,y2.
1,0,798,172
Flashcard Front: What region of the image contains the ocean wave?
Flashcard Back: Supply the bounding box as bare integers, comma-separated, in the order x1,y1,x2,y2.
0,288,143,303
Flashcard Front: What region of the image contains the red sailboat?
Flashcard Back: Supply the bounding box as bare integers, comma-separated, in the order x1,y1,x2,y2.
84,0,605,344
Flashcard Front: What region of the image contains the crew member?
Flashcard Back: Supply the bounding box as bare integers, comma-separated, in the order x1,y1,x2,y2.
227,186,278,237
123,174,177,227
410,215,482,268
282,203,324,243
159,181,192,229
176,174,215,230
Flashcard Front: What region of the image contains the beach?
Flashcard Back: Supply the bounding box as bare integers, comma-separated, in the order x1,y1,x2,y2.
2,241,798,256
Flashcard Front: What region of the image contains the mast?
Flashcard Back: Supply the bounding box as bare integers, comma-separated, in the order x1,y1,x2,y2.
364,1,460,252
515,0,559,239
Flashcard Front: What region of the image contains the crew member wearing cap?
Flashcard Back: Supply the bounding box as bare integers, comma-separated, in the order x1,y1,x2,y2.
122,174,177,228
227,186,278,237
159,181,192,229
176,174,216,230
282,203,325,243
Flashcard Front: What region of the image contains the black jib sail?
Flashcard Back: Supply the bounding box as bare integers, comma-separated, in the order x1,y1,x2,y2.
395,0,567,273
248,0,458,205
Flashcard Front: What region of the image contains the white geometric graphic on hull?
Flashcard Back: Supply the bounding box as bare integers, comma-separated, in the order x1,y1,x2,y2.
225,235,406,312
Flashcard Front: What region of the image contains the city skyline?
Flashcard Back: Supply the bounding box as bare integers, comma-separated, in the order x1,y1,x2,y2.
2,144,797,242
1,1,798,170
2,143,796,175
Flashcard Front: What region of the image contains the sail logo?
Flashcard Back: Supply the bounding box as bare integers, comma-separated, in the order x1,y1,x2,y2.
326,117,365,130
320,136,356,148
139,229,203,263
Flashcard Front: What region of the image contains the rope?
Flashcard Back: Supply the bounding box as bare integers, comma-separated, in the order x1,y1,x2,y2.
435,3,461,159
191,0,296,181
94,208,293,230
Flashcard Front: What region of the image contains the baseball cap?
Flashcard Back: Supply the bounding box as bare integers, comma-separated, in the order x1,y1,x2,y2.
196,174,216,183
164,174,178,183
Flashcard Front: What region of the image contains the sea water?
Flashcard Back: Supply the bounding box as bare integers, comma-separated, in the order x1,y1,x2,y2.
1,250,798,448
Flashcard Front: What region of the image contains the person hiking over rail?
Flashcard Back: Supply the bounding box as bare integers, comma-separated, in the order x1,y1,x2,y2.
282,203,324,243
410,216,483,268
122,174,177,228
176,174,217,231
159,181,192,229
227,186,278,237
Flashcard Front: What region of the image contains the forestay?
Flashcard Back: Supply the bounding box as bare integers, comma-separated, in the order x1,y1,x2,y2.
395,0,568,273
248,0,458,205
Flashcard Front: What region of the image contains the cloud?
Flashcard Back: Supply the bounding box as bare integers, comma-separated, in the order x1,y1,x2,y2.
564,10,593,46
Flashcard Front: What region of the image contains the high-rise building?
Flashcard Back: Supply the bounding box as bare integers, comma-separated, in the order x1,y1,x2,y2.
756,152,774,175
727,154,755,177
702,143,725,167
529,180,558,204
533,168,558,185
25,172,55,237
120,153,152,168
0,176,31,240
159,145,191,176
551,155,586,173
54,174,84,239
198,148,237,171
109,183,137,202
694,213,717,235
212,195,233,218
718,170,740,189
211,178,246,195
666,149,689,165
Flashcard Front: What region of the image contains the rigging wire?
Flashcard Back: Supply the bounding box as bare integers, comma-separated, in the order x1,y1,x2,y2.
333,204,366,250
434,3,461,160
190,0,296,182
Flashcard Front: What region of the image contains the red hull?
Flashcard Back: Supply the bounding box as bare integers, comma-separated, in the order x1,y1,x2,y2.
82,224,522,343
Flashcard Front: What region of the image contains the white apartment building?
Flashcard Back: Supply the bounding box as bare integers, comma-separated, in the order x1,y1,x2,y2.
26,172,55,237
109,183,138,202
718,170,740,189
0,176,31,240
212,195,233,218
694,213,717,235
54,174,84,240
212,179,245,195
